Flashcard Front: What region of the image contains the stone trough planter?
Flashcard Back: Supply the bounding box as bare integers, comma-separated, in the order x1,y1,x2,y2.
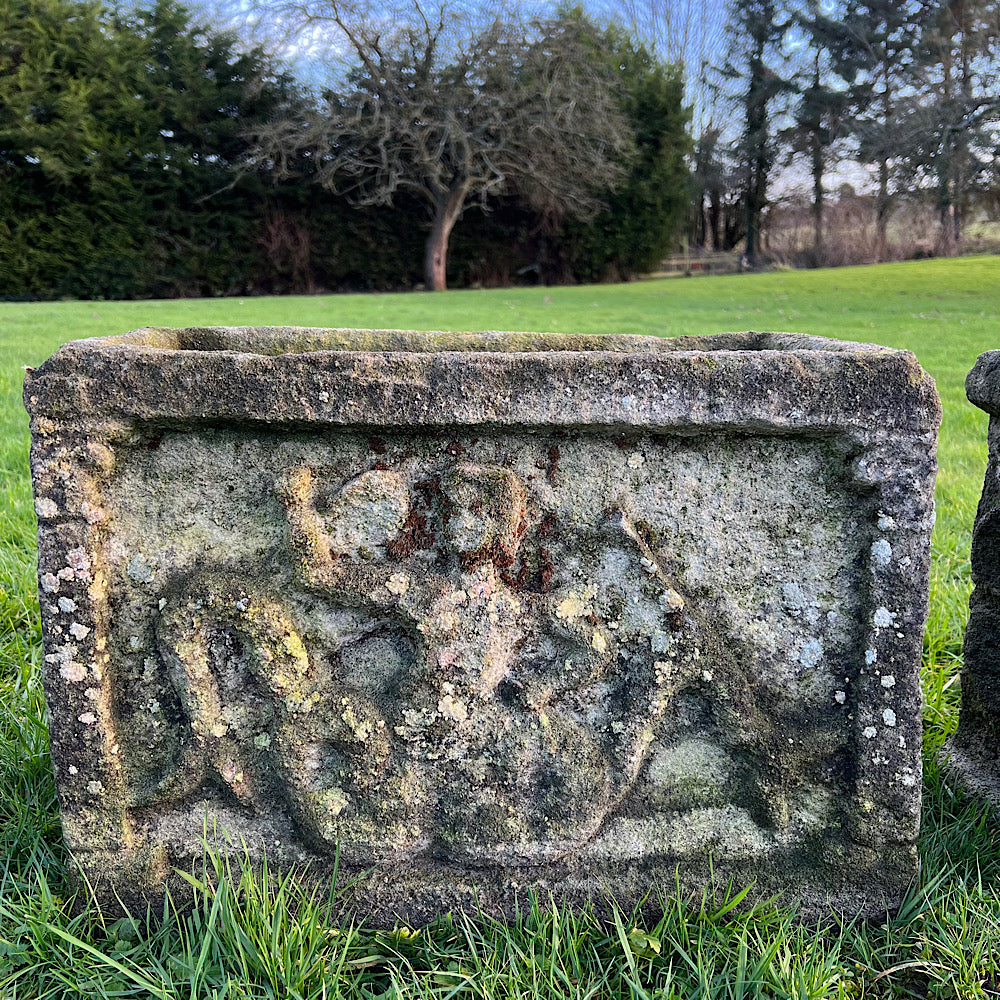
24,327,940,922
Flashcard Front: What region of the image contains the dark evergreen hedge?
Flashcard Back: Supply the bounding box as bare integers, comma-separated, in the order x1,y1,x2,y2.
0,0,690,298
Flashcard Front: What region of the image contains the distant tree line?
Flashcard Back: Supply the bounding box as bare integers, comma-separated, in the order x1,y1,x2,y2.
0,0,690,298
691,0,1000,265
3,0,999,299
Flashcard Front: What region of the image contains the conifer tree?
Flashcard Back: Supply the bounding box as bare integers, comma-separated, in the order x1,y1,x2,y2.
0,0,294,297
822,0,920,260
783,0,851,264
902,0,1000,248
719,0,789,266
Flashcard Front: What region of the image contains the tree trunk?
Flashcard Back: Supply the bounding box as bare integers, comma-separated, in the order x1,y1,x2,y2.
874,71,892,263
423,186,467,291
875,158,889,262
952,154,965,246
811,134,824,266
709,188,721,252
744,48,769,267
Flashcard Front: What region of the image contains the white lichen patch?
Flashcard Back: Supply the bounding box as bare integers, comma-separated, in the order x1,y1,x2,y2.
326,470,410,558
650,631,674,655
648,739,732,786
87,780,104,794
781,582,807,612
60,661,88,682
870,539,892,568
386,573,410,596
592,631,608,654
865,649,877,665
863,726,877,739
798,638,823,670
127,554,156,584
47,643,77,667
582,806,769,862
873,607,895,628
69,622,91,640
653,661,672,684
78,712,97,725
80,501,105,524
41,573,60,593
883,708,897,727
58,597,77,613
627,452,645,469
435,611,460,633
67,547,91,579
834,690,847,704
34,497,58,519
881,674,896,688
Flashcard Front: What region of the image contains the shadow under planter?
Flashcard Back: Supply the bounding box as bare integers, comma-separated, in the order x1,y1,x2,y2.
23,328,940,923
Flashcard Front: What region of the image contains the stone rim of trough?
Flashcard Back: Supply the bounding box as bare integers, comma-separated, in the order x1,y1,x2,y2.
25,327,941,437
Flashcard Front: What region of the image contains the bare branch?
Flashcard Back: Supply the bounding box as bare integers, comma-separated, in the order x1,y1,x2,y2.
246,0,633,288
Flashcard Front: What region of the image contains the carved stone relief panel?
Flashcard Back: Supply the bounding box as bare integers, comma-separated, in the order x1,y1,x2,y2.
24,328,940,920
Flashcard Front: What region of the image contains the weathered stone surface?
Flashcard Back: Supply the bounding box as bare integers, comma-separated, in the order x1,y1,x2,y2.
24,328,940,922
941,352,1000,809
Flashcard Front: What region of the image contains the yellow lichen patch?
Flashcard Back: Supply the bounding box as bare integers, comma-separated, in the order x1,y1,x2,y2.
313,787,349,819
341,702,374,740
280,631,309,667
661,588,685,611
285,691,320,714
437,694,469,722
555,585,596,621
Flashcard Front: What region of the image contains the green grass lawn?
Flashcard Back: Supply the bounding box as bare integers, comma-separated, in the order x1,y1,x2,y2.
2,257,999,998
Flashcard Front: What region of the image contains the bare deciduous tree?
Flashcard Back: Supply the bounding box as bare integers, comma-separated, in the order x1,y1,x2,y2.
250,1,633,290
